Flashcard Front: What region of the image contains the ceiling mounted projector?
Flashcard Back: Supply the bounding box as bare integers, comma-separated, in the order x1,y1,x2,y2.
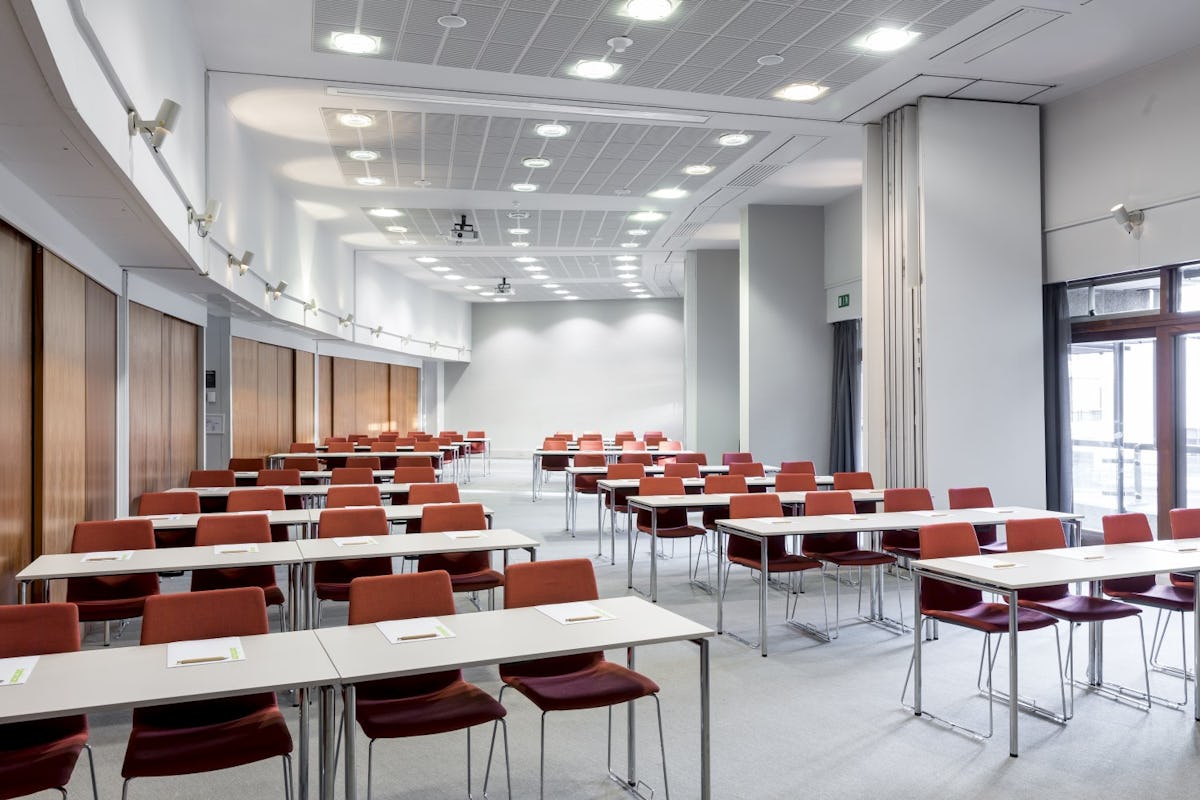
447,214,479,244
495,278,515,296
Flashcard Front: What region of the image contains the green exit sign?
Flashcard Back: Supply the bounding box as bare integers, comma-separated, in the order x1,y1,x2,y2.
837,293,850,308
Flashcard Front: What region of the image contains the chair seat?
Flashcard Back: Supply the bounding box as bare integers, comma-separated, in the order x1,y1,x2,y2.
1105,584,1194,612
447,569,505,593
729,553,822,574
123,697,292,778
1170,572,1195,588
882,544,921,561
925,602,1058,634
356,679,506,740
806,548,895,567
637,524,706,540
1018,594,1141,623
0,716,88,800
71,595,151,623
503,661,659,712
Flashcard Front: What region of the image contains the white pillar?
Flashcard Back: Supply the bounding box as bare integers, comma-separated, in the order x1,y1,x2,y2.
685,249,740,457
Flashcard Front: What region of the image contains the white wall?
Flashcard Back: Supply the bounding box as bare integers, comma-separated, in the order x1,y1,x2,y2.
824,189,862,323
684,250,740,460
353,258,472,358
444,299,685,454
1044,44,1200,283
740,204,831,468
919,98,1045,507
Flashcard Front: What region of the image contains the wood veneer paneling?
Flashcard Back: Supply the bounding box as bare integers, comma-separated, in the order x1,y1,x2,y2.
231,336,295,457
0,222,32,604
318,355,332,440
389,364,420,433
295,350,314,444
84,278,116,521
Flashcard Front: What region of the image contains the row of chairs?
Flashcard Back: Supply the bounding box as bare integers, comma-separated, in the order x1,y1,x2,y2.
549,430,666,445
188,465,437,490
3,560,662,800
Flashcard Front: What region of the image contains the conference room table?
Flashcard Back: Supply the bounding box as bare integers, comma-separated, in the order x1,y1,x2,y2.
911,540,1200,757
315,595,716,800
167,482,415,508
716,507,1083,656
268,449,455,481
463,436,491,476
529,449,697,501
562,464,739,532
625,489,885,603
232,469,440,484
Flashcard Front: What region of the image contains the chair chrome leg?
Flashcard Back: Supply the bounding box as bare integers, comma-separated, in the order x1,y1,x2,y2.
57,789,67,799
652,694,670,800
282,753,294,800
84,742,99,800
121,778,132,800
539,712,547,800
103,621,111,647
366,738,376,800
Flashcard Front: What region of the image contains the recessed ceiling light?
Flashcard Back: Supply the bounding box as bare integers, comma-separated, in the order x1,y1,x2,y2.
493,297,509,302
564,295,579,301
618,273,638,280
717,133,751,147
756,54,784,67
395,240,416,246
627,229,649,236
534,123,569,138
621,242,640,249
430,266,451,272
628,211,665,223
524,265,545,272
553,290,569,295
385,225,408,233
355,176,384,186
521,157,552,169
683,164,714,176
464,284,481,290
348,149,380,161
479,291,495,296
615,254,639,261
614,188,631,196
437,14,467,29
330,32,380,55
415,257,438,263
648,187,688,199
511,241,531,248
508,227,531,235
634,293,651,298
414,179,432,188
622,282,641,287
512,183,538,192
775,83,828,102
444,274,463,280
514,256,538,263
625,0,674,21
544,283,561,288
531,273,549,280
338,112,375,128
860,27,920,52
572,60,620,80
368,208,402,218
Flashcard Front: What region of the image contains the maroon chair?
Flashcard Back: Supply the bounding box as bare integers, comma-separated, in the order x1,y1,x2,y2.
780,461,816,474
1008,517,1150,715
346,456,383,471
283,456,320,473
226,487,292,543
137,491,200,548
368,441,400,469
312,507,392,626
331,467,375,485
67,519,159,646
347,571,510,798
466,430,487,455
634,476,709,582
289,442,317,453
405,482,461,533
700,474,748,532
673,452,708,466
539,438,570,493
191,515,287,630
662,462,700,479
122,588,293,798
1167,507,1200,589
418,503,503,608
327,485,383,508
728,462,765,478
500,559,666,799
617,452,653,466
881,487,933,562
901,523,1064,737
187,469,236,488
603,463,646,535
228,457,265,472
948,486,1006,554
388,466,439,505
721,452,752,466
570,452,607,533
774,472,818,517
0,603,97,800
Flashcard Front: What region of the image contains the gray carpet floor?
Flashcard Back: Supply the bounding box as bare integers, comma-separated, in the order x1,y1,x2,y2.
65,458,1200,799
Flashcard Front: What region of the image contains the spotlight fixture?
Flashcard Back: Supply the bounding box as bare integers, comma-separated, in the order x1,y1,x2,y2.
430,266,451,272
860,27,920,53
623,282,642,287
531,273,549,280
304,299,318,313
337,112,375,128
572,60,620,80
444,274,463,281
463,284,482,290
338,313,355,328
615,254,639,261
683,164,714,176
507,211,530,220
127,98,182,149
543,283,561,289
775,83,828,102
627,229,649,236
628,211,665,223
757,54,784,66
608,36,634,52
648,187,688,199
395,239,417,246
348,149,379,161
620,242,640,248
625,0,674,21
188,200,221,238
512,183,539,192
385,225,408,233
414,179,432,188
717,132,751,147
355,176,384,186
330,31,380,54
634,293,651,299
479,291,495,297
564,295,579,301
492,298,509,303
268,281,287,300
1111,203,1145,235
371,325,383,337
508,227,531,235
511,241,531,248
534,123,569,138
614,188,632,196
523,265,545,272
438,14,467,28
227,250,254,275
521,157,551,169
515,257,538,263
553,289,569,295
368,208,403,218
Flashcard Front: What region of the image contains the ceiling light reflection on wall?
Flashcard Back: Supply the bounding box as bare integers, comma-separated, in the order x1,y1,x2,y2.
860,27,920,52
331,32,380,54
717,133,751,147
338,112,375,128
534,123,569,138
625,0,674,21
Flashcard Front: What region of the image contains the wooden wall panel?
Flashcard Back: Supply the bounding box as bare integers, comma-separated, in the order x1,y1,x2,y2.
389,364,420,433
277,347,294,450
167,317,198,490
231,336,295,458
295,350,314,444
332,356,357,436
83,279,116,521
0,222,32,604
231,336,257,458
318,355,333,440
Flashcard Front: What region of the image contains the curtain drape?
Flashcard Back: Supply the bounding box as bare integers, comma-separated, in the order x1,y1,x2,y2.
1043,283,1073,512
829,319,860,473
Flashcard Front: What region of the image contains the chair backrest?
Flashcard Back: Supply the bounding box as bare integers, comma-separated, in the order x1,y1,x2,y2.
289,442,317,453
579,432,602,441
188,469,236,488
371,440,399,452
349,571,455,624
947,486,993,509
72,518,156,552
326,485,383,508
618,452,653,466
802,490,861,553
283,456,320,471
574,453,607,469
607,463,646,480
318,507,389,538
392,466,438,484
408,482,461,504
141,586,269,644
413,434,434,442
704,474,747,494
256,469,301,487
674,452,708,466
1102,513,1157,593
331,467,375,485
138,491,200,515
326,440,355,453
804,490,855,516
195,513,271,546
346,456,382,470
774,472,818,492
326,436,348,443
378,432,400,441
420,502,487,532
833,471,874,490
501,559,602,678
728,462,765,478
407,431,426,437
664,462,700,478
226,487,285,512
659,439,683,450
1004,518,1069,601
621,440,647,451
644,434,667,447
579,438,605,451
780,461,816,474
228,457,265,471
614,432,636,444
918,523,984,611
415,441,441,452
729,493,782,519
396,438,417,447
638,476,684,496
553,431,574,441
0,603,80,658
884,487,933,512
466,430,485,439
722,452,752,465
1169,507,1200,540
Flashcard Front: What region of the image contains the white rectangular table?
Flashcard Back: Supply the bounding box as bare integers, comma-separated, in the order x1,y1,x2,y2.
232,469,439,484
270,450,450,479
314,595,715,800
912,541,1200,756
530,449,696,501
562,464,738,532
169,482,415,508
310,504,495,530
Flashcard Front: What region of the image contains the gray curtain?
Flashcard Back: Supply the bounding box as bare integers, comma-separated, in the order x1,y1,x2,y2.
1043,284,1073,511
829,320,860,473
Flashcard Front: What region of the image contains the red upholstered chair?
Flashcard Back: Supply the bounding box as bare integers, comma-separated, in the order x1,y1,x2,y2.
405,482,462,533
642,430,664,441
395,438,417,447
603,463,645,534
728,462,765,478
881,487,933,562
1007,517,1150,715
346,456,383,471
346,572,509,798
122,588,293,798
948,486,1006,554
1104,513,1195,698
137,491,201,548
803,491,900,637
1167,507,1200,590
467,430,488,455
833,471,873,489
390,466,438,493
571,453,608,532
901,523,1064,737
326,436,349,443
191,514,287,630
226,487,291,543
67,520,159,645
774,472,817,492
407,431,426,437
188,469,236,488
326,440,355,453
256,469,300,487
621,440,647,452
289,441,316,453
722,452,752,466
331,467,375,485
701,475,748,532
378,432,400,441
417,503,503,608
368,441,400,469
618,452,653,466
663,462,700,479
578,438,604,451
674,452,708,466
780,461,816,474
499,559,666,799
0,603,97,800
228,457,265,471
283,456,320,472
539,439,570,490
634,476,709,580
312,507,392,626
326,485,383,508
613,431,636,445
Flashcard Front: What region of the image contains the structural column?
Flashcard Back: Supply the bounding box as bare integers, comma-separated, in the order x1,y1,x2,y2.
684,249,740,457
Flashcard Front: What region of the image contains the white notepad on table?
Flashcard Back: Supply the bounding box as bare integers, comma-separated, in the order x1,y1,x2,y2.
0,655,38,686
214,543,259,555
946,555,1023,569
166,637,246,668
81,550,133,563
910,511,951,518
334,536,377,547
375,617,455,643
536,602,616,625
444,531,486,540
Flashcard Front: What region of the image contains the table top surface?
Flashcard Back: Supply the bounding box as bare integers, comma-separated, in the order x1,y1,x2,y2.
130,509,314,529
717,506,1082,537
170,482,414,497
230,470,440,481
312,503,494,523
315,595,713,683
534,448,694,456
17,540,305,580
296,528,537,561
602,476,778,492
627,488,885,509
272,449,449,458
